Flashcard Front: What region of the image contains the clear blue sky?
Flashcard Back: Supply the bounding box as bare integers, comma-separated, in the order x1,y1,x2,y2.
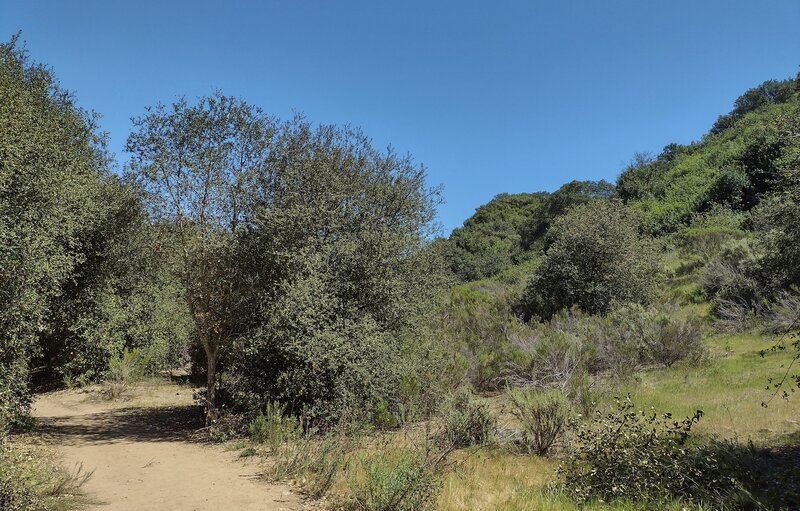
2,1,799,234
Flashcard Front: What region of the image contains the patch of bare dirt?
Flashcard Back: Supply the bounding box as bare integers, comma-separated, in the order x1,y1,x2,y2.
32,383,303,511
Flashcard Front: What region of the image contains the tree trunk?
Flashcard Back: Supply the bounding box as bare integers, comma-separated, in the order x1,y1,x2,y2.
204,344,218,426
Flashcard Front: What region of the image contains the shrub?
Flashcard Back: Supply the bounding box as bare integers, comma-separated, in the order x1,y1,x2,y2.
520,201,661,320
503,322,591,397
439,389,495,448
507,389,569,456
105,348,152,399
635,306,707,367
763,289,800,334
349,449,441,511
248,401,300,448
592,305,707,373
558,396,740,507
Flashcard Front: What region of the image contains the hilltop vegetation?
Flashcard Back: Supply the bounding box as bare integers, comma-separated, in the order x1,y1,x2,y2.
1,35,799,511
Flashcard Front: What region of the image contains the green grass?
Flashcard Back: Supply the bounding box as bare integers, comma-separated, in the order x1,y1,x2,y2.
615,331,800,442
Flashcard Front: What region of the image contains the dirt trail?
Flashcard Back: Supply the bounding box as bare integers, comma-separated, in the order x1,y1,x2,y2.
33,385,302,511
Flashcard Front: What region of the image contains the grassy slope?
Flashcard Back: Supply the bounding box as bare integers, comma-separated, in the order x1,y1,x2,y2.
433,240,800,510
438,331,799,511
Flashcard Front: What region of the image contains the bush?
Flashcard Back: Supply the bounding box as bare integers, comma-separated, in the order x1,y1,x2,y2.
105,348,152,399
520,201,661,320
558,396,740,507
349,449,441,511
248,401,300,448
439,389,495,448
503,321,591,397
590,305,707,373
763,289,800,334
507,389,569,456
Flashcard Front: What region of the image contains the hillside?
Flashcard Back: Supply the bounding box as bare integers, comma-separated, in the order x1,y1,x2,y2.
443,73,800,281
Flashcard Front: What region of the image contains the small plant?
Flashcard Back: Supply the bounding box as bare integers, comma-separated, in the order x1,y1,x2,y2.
105,348,152,399
507,388,569,456
439,389,495,448
239,446,257,458
558,396,741,507
348,449,441,511
372,400,399,430
248,401,300,448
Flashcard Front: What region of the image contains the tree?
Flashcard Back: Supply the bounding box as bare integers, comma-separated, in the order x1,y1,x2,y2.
0,36,120,426
520,180,615,249
126,93,272,422
445,192,546,281
520,201,660,320
225,120,447,425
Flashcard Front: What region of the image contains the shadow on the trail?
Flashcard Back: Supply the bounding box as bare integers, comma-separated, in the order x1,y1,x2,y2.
36,405,205,446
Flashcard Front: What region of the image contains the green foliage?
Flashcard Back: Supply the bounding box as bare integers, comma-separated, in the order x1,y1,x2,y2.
618,76,799,235
0,37,188,426
349,449,441,511
105,348,152,399
521,201,661,320
558,397,740,507
507,389,569,456
217,120,448,428
440,389,495,448
435,281,520,389
248,401,300,448
710,76,799,135
445,193,546,281
520,180,616,250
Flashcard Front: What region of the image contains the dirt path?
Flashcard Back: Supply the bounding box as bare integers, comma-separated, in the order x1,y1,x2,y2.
32,384,302,511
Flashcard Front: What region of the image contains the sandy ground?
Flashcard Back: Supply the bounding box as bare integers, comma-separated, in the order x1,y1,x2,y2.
32,384,302,511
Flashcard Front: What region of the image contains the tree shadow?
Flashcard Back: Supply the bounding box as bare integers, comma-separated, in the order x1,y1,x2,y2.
35,405,205,446
712,434,800,510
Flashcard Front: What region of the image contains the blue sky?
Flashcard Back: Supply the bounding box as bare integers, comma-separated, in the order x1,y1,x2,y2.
2,1,799,234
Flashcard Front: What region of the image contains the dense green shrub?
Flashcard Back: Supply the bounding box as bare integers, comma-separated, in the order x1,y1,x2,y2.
521,201,661,320
0,38,190,426
558,397,740,507
211,120,450,428
507,389,569,456
440,389,495,448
